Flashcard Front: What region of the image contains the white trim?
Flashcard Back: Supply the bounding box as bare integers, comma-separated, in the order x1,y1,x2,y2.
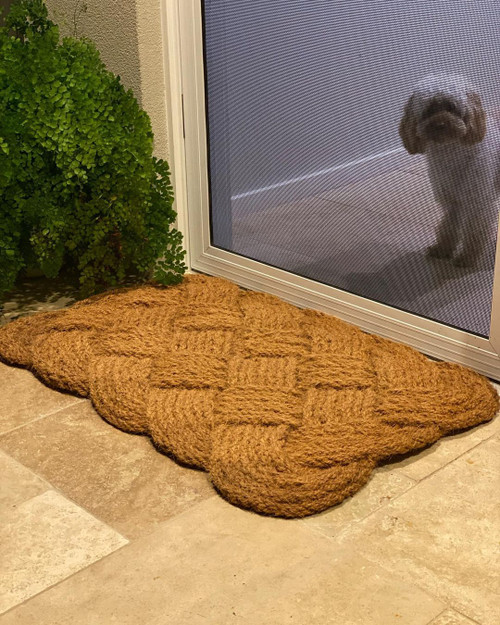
490,214,500,354
173,0,500,380
161,0,191,270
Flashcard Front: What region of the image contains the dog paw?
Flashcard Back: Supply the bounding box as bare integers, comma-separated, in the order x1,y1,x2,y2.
426,244,453,260
453,252,479,269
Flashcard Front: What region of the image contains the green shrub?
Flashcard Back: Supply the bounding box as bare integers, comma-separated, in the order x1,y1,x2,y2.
0,0,186,296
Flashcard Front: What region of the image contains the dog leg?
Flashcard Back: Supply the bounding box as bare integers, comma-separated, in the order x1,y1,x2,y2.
454,203,496,268
427,205,461,260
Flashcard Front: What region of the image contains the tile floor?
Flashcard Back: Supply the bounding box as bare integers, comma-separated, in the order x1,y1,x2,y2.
1,282,499,624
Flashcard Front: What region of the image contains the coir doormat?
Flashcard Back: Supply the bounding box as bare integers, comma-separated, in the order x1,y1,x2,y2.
0,274,498,517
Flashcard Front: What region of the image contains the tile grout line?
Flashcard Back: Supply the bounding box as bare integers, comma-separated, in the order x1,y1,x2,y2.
4,441,220,549
331,541,449,617
300,434,499,620
4,481,130,546
0,495,221,618
296,425,499,605
356,431,496,527
297,472,418,539
426,607,481,625
2,367,497,616
297,429,497,543
0,539,132,619
396,423,500,484
1,391,221,541
2,444,134,616
298,525,448,618
2,427,135,546
0,449,54,492
452,608,481,625
1,480,132,617
0,396,86,437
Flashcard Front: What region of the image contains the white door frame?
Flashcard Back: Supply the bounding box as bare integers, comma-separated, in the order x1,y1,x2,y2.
161,0,500,380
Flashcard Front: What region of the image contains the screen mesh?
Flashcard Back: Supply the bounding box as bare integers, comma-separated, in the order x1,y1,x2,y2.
203,0,500,337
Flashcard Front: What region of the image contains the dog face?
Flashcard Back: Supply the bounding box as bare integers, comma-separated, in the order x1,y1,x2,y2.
399,74,487,154
418,96,467,143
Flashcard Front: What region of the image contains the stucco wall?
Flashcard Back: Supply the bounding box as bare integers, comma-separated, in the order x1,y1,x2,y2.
0,0,14,25
46,0,170,160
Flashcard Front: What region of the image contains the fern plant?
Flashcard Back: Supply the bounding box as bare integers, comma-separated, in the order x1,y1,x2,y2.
0,0,186,296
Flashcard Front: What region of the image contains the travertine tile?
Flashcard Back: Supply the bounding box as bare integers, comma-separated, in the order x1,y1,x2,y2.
232,196,353,257
230,168,438,272
233,198,397,262
0,401,215,538
427,608,480,624
317,167,440,223
0,450,49,509
232,192,331,227
0,497,445,625
388,408,499,482
338,438,500,625
302,469,415,538
0,362,83,433
401,157,428,177
231,233,315,271
0,275,77,326
0,490,127,614
1,293,75,317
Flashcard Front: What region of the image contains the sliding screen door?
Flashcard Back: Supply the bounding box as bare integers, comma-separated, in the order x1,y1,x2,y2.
175,0,500,378
202,0,500,339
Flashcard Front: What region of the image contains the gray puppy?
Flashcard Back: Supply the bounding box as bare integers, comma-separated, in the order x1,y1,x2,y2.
399,74,500,267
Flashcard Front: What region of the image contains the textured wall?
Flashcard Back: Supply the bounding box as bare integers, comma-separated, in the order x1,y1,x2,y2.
0,0,14,25
134,0,169,160
46,0,169,160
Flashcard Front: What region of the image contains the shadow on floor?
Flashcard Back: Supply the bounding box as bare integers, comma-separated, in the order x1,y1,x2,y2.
294,244,494,337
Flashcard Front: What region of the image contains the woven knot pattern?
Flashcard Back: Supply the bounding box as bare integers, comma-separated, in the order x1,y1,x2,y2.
0,274,497,517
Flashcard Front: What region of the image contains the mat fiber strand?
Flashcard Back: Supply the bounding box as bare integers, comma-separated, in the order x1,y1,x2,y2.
0,274,498,517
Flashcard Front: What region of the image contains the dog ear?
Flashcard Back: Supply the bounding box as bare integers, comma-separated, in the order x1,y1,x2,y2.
399,95,425,154
464,92,486,144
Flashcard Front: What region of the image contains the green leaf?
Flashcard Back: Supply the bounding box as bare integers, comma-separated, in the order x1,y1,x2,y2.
0,0,186,297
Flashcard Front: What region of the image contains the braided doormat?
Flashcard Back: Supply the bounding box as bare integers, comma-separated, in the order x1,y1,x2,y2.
0,274,498,517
